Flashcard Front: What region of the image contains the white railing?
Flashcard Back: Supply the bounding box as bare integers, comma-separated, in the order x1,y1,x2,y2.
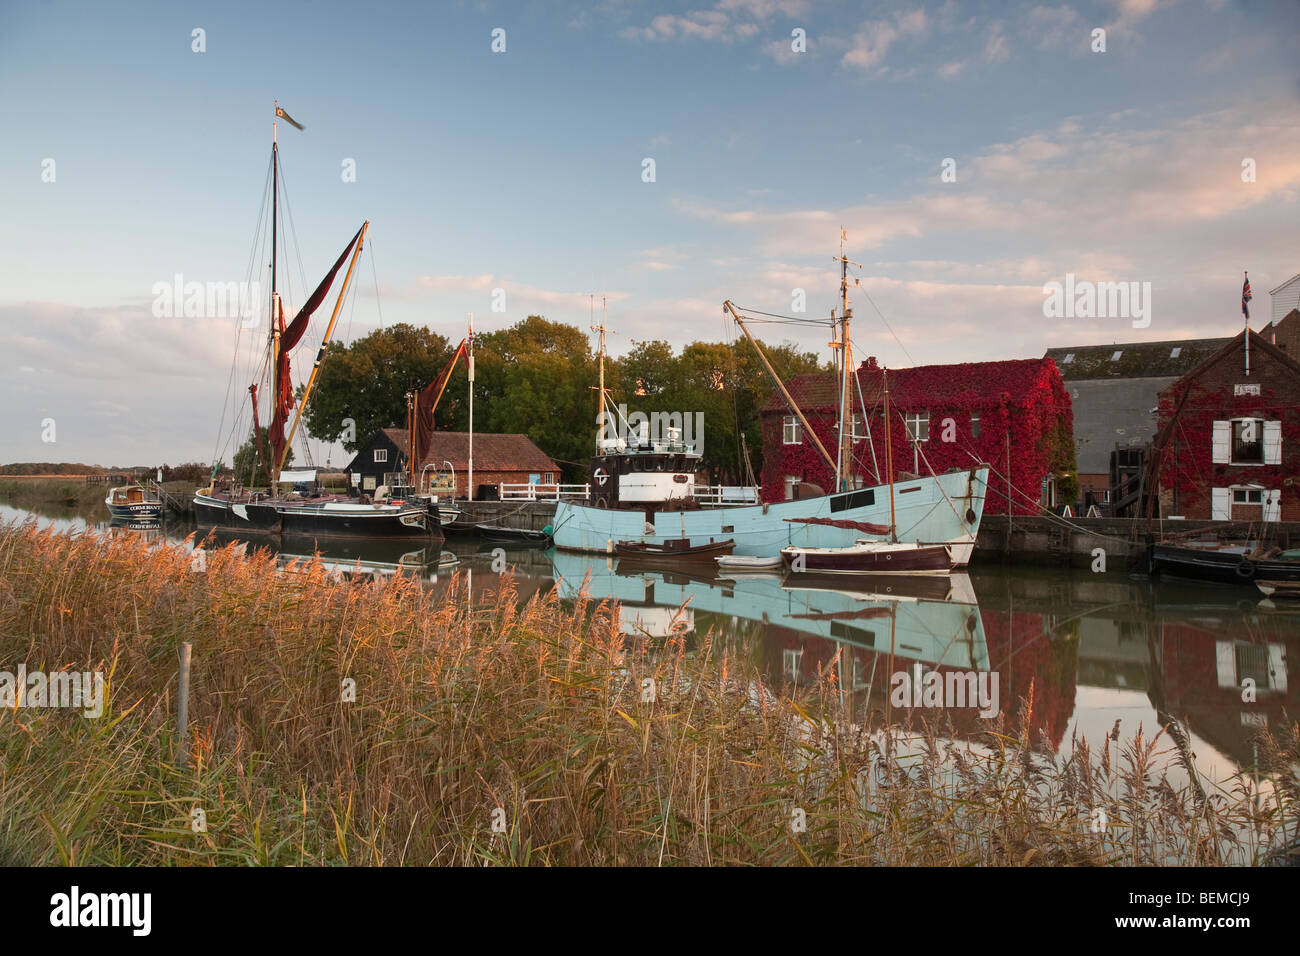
499,483,591,501
692,485,761,506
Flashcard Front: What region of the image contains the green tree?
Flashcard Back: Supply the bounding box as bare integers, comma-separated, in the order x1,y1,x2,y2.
301,323,454,453
232,427,291,486
468,316,597,480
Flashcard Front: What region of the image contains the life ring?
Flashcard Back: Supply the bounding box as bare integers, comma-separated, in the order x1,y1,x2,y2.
1235,559,1255,580
594,467,609,486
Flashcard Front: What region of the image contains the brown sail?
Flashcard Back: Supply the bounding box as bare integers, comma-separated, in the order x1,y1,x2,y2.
270,223,366,469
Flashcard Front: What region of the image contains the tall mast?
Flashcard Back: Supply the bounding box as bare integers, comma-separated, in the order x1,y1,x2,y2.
467,312,474,501
269,104,281,487
833,228,860,493
883,368,896,541
591,294,612,448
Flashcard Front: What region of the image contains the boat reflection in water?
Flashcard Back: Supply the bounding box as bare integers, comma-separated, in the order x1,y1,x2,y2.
548,550,1032,739
197,528,455,584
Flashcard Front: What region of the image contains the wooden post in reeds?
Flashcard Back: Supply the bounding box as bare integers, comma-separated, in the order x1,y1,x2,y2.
177,642,192,767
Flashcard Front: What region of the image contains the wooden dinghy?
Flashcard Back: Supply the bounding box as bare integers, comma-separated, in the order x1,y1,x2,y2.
615,537,735,565
476,524,552,545
715,554,783,573
781,540,954,575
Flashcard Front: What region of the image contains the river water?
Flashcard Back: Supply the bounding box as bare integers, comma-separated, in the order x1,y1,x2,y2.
4,502,1296,789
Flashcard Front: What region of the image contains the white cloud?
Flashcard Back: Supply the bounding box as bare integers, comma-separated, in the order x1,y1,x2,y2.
842,9,929,73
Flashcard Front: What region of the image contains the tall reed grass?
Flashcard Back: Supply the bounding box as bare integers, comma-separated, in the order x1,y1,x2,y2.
0,522,1294,866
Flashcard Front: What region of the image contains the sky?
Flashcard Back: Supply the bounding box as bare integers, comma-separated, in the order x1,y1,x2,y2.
1,0,1298,468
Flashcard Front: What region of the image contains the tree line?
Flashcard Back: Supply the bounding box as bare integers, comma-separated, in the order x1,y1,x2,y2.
300,316,826,483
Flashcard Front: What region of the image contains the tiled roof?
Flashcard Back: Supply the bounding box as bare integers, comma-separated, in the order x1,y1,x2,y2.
381,428,411,456
417,432,558,472
1044,338,1231,380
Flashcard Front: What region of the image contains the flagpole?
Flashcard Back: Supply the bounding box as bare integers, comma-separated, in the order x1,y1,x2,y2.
468,312,475,501
1244,271,1251,378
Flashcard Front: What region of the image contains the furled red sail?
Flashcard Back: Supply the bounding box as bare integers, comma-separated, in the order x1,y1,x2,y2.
783,516,894,536
412,338,468,479
270,224,365,470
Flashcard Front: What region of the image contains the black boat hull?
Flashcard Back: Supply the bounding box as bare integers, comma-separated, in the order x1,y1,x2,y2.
195,495,439,540
107,502,163,519
1149,544,1300,586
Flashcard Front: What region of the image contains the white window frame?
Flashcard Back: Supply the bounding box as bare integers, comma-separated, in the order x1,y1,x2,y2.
1230,418,1266,465
904,410,930,442
373,448,388,463
783,416,802,445
783,474,800,501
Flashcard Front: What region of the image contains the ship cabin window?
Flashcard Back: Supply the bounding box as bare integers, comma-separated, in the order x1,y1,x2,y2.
783,416,802,445
373,448,388,463
1231,418,1265,464
904,410,930,442
970,413,980,439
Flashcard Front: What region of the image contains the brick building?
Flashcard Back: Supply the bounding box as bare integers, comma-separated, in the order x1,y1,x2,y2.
760,356,1076,515
1152,317,1300,521
1043,337,1229,512
346,428,558,500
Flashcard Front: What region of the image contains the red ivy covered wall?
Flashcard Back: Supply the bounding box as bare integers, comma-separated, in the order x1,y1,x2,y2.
1155,335,1300,521
760,357,1076,516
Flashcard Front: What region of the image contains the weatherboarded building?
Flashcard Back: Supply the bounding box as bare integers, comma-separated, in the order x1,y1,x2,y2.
1151,320,1300,522
345,428,559,500
760,356,1075,516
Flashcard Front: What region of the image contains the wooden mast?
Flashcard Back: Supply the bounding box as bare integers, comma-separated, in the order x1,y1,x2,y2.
884,368,896,541
269,104,281,486
590,294,613,448
278,221,370,472
833,230,860,493
724,300,837,474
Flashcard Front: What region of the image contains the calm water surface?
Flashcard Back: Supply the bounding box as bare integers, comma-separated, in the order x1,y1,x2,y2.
4,502,1296,789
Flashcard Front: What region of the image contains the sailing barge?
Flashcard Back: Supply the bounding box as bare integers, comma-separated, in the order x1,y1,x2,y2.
194,105,435,540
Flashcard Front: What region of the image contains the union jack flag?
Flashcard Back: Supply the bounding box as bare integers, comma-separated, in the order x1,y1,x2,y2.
1242,273,1252,318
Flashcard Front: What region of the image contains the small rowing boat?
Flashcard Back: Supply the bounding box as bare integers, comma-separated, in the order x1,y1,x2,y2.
715,554,783,572
781,540,954,575
476,524,552,545
615,538,735,565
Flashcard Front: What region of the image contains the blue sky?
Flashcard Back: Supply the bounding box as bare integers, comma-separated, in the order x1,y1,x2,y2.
2,0,1298,466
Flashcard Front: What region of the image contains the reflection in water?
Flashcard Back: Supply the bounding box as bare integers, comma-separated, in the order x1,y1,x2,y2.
3,501,1296,781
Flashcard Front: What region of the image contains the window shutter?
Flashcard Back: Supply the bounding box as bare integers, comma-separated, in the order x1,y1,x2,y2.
1215,641,1236,688
1211,487,1231,520
1211,421,1230,464
1263,420,1282,464
1263,489,1281,522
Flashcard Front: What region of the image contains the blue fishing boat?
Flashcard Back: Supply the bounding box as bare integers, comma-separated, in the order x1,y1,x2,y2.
552,237,990,560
